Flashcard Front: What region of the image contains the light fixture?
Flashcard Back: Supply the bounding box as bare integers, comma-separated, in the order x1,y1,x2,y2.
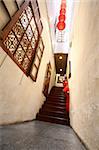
60,68,62,71
59,56,62,59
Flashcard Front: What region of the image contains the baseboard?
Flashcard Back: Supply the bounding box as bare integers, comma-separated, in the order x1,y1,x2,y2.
0,119,36,126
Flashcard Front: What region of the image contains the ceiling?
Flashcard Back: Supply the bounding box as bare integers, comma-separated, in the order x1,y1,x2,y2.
46,0,74,75
46,0,74,54
54,53,68,75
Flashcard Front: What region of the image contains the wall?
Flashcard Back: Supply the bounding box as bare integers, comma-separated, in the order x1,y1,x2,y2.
69,1,99,150
0,0,56,125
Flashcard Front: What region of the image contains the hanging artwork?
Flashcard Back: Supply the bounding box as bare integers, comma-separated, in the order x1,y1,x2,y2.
43,62,51,97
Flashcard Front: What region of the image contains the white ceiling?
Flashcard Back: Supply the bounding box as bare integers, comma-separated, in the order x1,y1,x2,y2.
46,0,74,54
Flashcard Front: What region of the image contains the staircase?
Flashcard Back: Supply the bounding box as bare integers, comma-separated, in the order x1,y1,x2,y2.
36,86,70,125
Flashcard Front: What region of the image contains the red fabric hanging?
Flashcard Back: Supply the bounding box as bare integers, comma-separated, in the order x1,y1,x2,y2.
63,80,69,113
63,80,68,87
63,86,69,93
66,93,69,112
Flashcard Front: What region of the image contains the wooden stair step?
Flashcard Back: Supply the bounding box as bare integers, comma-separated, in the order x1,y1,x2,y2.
50,91,64,94
45,101,66,106
42,103,66,109
37,114,69,125
47,96,65,101
42,105,66,111
49,94,65,97
46,99,66,104
48,95,65,98
39,110,68,118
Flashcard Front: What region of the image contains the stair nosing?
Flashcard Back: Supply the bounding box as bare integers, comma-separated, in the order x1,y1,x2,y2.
37,114,68,121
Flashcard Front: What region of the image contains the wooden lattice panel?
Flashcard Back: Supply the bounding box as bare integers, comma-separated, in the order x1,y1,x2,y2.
26,6,32,21
0,0,43,76
12,20,24,41
30,37,44,81
14,44,25,64
4,31,19,54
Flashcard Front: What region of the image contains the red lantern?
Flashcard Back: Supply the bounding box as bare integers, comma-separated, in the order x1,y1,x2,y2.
61,3,66,9
57,21,66,30
60,8,66,15
61,0,66,3
58,14,66,22
62,0,66,2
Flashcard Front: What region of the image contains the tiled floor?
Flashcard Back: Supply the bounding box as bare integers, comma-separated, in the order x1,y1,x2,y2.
0,120,86,150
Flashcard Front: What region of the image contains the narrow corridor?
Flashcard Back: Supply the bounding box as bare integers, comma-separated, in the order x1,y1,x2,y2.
0,0,99,149
0,120,86,150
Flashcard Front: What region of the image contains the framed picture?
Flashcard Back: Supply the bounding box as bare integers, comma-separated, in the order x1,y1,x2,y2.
43,62,51,97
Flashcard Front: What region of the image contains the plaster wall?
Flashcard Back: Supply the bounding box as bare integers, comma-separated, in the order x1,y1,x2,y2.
69,1,99,150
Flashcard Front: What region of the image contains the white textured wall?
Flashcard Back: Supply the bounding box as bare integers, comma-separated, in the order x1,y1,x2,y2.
69,1,99,150
0,0,55,125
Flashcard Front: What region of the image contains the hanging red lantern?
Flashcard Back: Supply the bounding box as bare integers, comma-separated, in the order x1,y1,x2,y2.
62,0,66,2
62,1,66,4
58,14,66,22
61,0,66,2
60,8,66,15
56,0,66,31
57,21,66,30
61,3,66,9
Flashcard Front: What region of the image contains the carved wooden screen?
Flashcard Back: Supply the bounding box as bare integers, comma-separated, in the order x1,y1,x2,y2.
30,37,44,81
32,0,43,35
0,0,43,76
